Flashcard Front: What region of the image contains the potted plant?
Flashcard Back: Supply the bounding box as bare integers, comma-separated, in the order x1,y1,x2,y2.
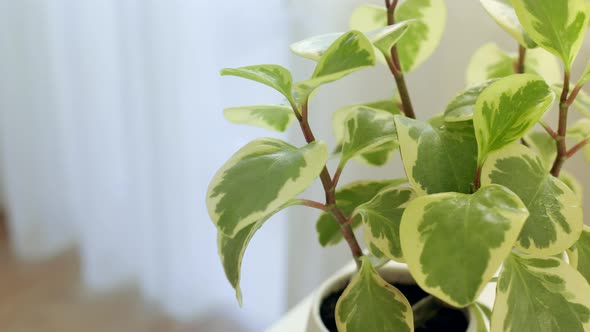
207,0,590,331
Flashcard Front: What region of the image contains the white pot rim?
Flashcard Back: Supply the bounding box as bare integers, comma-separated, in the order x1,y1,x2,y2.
306,261,479,332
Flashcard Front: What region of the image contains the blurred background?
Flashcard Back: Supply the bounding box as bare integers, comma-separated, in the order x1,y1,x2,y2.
0,0,588,331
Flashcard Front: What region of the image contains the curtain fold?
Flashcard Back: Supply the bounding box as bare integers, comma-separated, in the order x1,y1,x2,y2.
0,0,290,328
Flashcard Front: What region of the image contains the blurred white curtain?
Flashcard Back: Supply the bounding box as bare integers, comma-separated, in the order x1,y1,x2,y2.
0,0,289,328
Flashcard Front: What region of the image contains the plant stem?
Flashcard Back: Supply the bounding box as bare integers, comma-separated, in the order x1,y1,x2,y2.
567,84,583,105
539,119,558,139
384,0,416,119
566,138,589,158
412,296,446,328
296,199,329,212
296,102,364,266
514,45,526,74
473,166,482,192
551,71,571,177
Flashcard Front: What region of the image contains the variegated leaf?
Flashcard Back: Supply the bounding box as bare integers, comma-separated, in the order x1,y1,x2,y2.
467,43,561,86
444,79,498,122
340,106,397,166
207,138,328,237
295,31,375,102
224,105,295,132
220,65,294,105
481,144,583,256
559,170,583,201
352,186,416,261
316,179,407,246
480,0,536,48
395,114,478,195
472,303,491,332
523,130,557,172
512,0,589,68
491,253,590,332
333,99,402,165
290,22,409,64
400,184,528,307
289,33,342,62
473,74,554,165
570,226,590,284
349,0,446,72
336,257,413,332
366,22,412,58
218,201,297,305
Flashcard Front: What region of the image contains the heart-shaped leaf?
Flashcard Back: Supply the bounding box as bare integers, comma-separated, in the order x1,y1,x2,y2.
220,65,294,105
350,0,446,73
511,0,589,69
480,0,537,48
224,105,296,132
491,253,590,332
340,106,397,166
395,114,478,195
352,186,416,261
295,31,375,102
481,144,583,256
207,138,327,237
336,257,413,332
444,79,498,122
316,179,407,246
400,184,528,307
473,74,554,165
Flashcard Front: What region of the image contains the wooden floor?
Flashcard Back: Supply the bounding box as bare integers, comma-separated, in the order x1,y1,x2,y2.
0,212,248,332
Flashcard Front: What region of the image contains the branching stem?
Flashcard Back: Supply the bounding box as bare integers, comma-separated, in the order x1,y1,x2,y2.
295,102,364,267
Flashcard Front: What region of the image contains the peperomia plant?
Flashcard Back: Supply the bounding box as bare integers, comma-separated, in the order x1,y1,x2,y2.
207,0,590,331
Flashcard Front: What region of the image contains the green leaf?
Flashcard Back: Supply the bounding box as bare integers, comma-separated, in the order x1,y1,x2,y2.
207,138,328,237
295,31,375,102
467,43,515,86
220,65,294,104
511,0,589,68
481,144,583,256
352,186,416,262
218,201,297,305
349,0,447,72
570,226,590,284
316,179,407,246
336,257,413,332
223,105,296,132
400,184,528,307
559,170,583,201
491,253,590,332
367,21,412,58
473,74,554,165
466,43,561,86
395,0,446,72
340,106,397,165
523,130,557,172
394,114,478,195
333,99,402,166
472,303,491,332
289,33,342,62
480,0,536,48
444,79,498,122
